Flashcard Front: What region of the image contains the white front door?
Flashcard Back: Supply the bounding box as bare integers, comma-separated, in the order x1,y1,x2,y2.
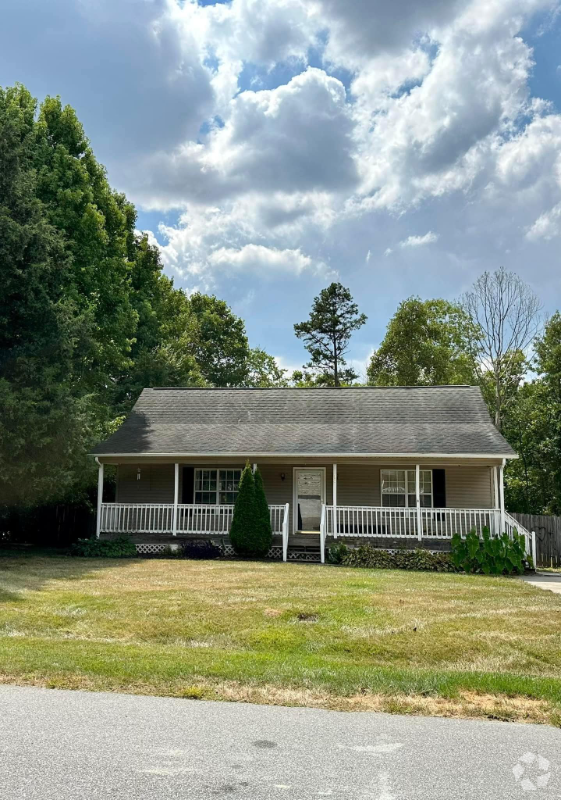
293,468,325,533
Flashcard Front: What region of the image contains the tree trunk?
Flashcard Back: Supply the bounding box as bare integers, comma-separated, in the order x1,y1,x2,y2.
494,372,502,432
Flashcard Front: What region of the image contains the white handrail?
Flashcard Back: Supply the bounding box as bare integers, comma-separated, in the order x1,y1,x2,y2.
100,502,287,535
324,506,504,540
319,504,326,564
282,502,290,562
504,511,532,557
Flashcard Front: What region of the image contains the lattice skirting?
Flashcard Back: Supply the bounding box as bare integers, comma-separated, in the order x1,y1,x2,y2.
287,550,321,561
220,543,283,559
136,543,181,555
135,542,284,559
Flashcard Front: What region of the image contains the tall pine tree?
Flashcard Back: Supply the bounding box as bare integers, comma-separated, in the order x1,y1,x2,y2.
294,283,367,386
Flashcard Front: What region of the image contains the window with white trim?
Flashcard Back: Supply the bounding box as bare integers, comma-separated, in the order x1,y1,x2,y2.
194,469,241,505
381,469,433,508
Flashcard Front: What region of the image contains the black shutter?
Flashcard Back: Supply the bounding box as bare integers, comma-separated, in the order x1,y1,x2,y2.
182,467,194,504
433,469,446,508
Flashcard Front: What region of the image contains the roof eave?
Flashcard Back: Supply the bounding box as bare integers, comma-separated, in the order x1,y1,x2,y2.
90,451,517,459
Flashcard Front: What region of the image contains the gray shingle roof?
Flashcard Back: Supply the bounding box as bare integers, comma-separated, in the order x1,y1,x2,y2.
91,386,516,457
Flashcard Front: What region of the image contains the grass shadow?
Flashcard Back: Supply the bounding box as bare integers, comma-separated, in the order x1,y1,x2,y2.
0,550,140,596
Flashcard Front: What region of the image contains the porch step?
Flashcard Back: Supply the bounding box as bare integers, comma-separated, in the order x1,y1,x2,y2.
287,548,321,563
287,536,322,563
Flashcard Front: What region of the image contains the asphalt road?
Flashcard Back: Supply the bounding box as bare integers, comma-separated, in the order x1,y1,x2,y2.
1,685,560,799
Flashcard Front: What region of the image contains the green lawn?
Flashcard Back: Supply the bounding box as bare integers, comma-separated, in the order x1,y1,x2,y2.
1,556,561,725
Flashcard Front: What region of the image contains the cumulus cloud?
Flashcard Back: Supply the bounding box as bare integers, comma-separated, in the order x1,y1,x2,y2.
354,1,549,211
399,231,440,248
526,203,561,240
207,244,331,277
154,202,333,290
5,0,561,299
318,0,465,65
131,68,358,210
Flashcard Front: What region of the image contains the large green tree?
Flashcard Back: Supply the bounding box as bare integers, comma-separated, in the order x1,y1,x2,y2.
367,298,478,386
294,283,367,386
0,83,310,516
188,293,286,388
503,314,561,514
35,95,138,398
188,293,253,387
111,235,205,414
0,86,92,505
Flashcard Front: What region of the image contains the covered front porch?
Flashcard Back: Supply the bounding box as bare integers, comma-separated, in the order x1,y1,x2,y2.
95,457,535,563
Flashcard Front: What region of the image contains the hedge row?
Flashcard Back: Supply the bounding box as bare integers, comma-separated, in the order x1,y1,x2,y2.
329,542,459,572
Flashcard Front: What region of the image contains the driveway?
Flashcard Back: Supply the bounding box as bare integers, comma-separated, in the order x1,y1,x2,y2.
522,572,561,595
0,685,560,799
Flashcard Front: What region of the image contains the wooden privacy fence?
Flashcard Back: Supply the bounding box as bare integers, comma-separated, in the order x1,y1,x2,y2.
512,513,561,568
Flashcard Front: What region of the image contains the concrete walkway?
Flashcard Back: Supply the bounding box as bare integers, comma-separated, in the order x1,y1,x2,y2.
521,571,561,594
0,685,560,799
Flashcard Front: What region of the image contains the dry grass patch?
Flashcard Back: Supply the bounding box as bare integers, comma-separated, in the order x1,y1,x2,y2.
0,556,560,725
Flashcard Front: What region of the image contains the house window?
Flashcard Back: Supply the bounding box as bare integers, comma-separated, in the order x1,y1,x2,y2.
194,469,241,505
381,469,433,508
219,469,241,504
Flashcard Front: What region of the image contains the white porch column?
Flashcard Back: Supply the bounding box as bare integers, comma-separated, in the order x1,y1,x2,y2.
415,464,422,541
95,460,104,539
499,461,506,534
252,463,257,473
172,462,179,536
493,466,500,535
333,463,338,538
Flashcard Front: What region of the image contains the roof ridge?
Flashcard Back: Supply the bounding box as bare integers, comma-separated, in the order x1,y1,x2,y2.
148,385,476,391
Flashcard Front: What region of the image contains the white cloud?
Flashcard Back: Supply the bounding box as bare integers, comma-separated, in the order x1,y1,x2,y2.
16,0,561,301
399,231,440,248
130,67,358,210
274,354,304,375
526,203,561,240
318,0,465,66
208,244,331,277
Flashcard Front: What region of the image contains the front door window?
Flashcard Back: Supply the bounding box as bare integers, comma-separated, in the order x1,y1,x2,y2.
295,469,324,532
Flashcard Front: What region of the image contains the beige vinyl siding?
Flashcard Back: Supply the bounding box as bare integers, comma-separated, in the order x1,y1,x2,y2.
116,464,175,503
337,464,380,506
336,465,493,509
444,465,493,508
115,462,494,515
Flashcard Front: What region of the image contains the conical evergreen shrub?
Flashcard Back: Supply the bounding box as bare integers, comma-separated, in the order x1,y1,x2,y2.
229,463,259,557
253,467,273,555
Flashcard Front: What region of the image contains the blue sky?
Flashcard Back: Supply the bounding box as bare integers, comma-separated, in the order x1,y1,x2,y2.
1,0,561,377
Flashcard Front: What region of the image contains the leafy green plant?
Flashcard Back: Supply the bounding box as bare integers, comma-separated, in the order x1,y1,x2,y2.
327,542,349,564
230,463,272,558
253,467,273,554
451,528,527,574
341,545,457,572
71,536,137,558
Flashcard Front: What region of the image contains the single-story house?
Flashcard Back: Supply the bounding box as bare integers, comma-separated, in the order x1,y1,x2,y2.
91,385,535,562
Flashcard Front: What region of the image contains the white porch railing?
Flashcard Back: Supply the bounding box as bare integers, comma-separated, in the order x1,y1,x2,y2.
176,504,234,534
100,502,288,536
99,503,175,534
281,502,290,562
325,506,504,539
322,504,533,562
